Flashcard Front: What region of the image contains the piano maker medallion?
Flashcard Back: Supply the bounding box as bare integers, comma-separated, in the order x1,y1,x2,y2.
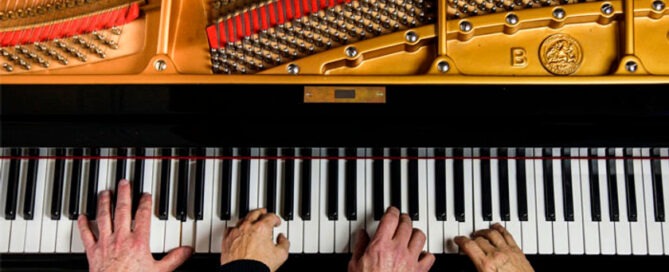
539,34,583,76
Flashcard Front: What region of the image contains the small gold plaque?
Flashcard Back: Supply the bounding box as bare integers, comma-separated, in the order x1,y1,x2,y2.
539,34,583,76
304,86,386,103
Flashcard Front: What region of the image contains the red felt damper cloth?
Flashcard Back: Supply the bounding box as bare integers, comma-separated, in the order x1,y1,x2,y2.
0,3,140,47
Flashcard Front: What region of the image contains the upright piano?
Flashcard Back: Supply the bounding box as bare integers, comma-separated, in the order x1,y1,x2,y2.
1,0,669,271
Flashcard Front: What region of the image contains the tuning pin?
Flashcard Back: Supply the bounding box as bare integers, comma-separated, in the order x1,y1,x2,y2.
2,63,13,72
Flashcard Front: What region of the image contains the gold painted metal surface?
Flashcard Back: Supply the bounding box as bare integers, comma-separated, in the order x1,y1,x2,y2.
304,86,386,103
0,0,668,84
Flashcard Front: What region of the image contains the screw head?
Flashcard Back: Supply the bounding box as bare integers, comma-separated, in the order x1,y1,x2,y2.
553,8,566,19
653,0,666,11
287,63,300,74
601,3,613,15
625,61,638,73
459,21,472,32
405,31,418,43
437,61,450,73
154,60,167,72
505,14,519,25
345,46,358,57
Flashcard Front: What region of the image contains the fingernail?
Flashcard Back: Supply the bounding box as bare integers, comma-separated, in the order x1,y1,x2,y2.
120,179,129,185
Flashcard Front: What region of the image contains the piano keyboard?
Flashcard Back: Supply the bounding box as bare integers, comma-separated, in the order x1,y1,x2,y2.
1,147,668,255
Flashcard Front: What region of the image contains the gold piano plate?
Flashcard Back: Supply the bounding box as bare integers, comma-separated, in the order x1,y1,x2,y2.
0,0,668,84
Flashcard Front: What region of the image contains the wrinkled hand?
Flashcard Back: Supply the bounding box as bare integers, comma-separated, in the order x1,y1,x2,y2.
221,208,289,272
455,223,534,272
78,179,193,272
348,207,435,272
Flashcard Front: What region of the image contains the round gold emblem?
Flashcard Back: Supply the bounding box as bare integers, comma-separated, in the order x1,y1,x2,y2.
539,34,583,75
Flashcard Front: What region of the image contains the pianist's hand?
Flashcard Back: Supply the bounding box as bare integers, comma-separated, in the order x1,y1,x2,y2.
220,208,290,272
77,179,194,272
348,207,435,272
454,223,534,272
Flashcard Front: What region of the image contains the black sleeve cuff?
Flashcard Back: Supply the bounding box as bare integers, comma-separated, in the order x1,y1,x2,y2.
219,260,270,272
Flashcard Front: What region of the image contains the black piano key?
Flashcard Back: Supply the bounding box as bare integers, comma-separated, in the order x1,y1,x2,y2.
434,148,447,221
132,148,146,220
23,149,39,220
327,148,339,221
345,148,357,221
408,148,419,221
158,148,171,220
51,148,66,220
176,148,189,222
372,148,384,220
480,148,492,221
542,148,556,222
651,148,665,222
86,148,100,218
390,148,402,211
561,148,574,222
283,148,295,221
220,148,233,220
606,148,620,222
624,148,637,222
5,148,21,220
498,148,510,221
266,149,278,214
239,148,251,219
67,149,83,220
300,148,312,220
194,148,206,220
453,148,465,222
516,148,528,221
587,148,602,222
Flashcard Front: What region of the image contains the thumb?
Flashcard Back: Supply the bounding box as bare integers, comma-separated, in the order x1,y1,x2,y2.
352,228,370,261
157,246,193,271
276,233,290,252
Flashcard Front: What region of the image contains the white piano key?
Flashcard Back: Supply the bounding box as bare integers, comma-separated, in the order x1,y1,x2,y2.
335,148,349,253
0,149,11,252
614,148,632,255
596,148,615,255
660,148,669,254
181,158,197,248
225,149,241,246
551,148,569,254
416,148,429,251
288,148,304,253
350,148,366,253
534,148,553,254
257,148,267,210
400,148,409,214
319,147,334,253
426,148,444,253
274,150,288,249
195,148,215,253
504,148,522,247
630,148,647,255
460,148,474,238
71,152,89,253
250,148,261,211
364,148,378,238
303,148,320,253
55,153,73,253
641,148,663,255
210,148,227,253
164,150,181,252
444,148,458,253
520,148,537,254
490,148,501,225
472,148,486,232
568,148,584,255
9,152,28,253
578,148,600,255
149,149,166,253
384,148,391,211
25,149,47,253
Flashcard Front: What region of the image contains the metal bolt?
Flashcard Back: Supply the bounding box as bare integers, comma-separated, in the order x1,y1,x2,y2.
154,60,167,72
653,0,666,11
287,63,300,74
553,8,566,19
601,3,613,15
437,61,450,73
405,31,418,43
625,61,638,73
506,14,518,25
345,46,358,57
459,21,472,32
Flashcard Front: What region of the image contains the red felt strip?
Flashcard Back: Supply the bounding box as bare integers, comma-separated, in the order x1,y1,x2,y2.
268,3,277,25
207,25,219,48
235,15,243,39
285,0,294,21
227,19,235,43
243,12,251,37
276,0,285,24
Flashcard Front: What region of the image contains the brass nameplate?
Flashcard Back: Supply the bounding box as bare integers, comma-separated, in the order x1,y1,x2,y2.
304,86,386,104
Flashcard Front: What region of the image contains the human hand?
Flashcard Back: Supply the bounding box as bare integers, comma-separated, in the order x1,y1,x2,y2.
454,223,534,272
348,207,435,272
220,208,290,272
78,179,193,272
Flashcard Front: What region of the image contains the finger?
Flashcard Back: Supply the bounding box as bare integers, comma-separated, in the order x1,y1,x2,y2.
351,229,370,261
393,213,413,245
113,179,133,234
276,233,290,252
454,236,486,266
77,215,96,250
408,228,427,255
96,190,113,238
473,228,506,248
133,193,152,241
244,208,267,223
474,236,496,255
418,251,436,272
375,206,400,241
258,213,281,228
492,223,519,249
157,246,194,272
